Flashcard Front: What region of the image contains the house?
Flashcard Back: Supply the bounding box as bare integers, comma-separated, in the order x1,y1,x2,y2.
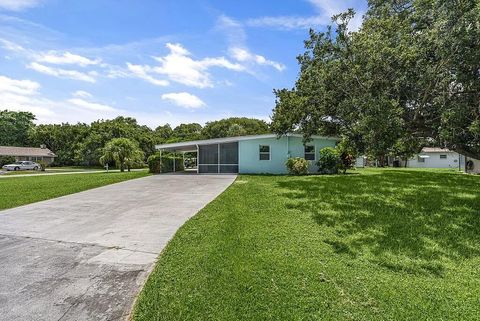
404,147,463,169
155,134,339,174
0,145,57,164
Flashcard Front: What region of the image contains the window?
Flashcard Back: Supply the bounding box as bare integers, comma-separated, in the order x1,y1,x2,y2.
304,145,315,160
259,145,270,160
417,156,425,163
440,154,447,159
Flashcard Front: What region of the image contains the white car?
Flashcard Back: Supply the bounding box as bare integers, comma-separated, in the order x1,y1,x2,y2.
2,161,41,171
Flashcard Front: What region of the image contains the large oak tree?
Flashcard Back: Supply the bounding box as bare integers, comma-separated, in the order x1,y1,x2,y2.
272,0,480,160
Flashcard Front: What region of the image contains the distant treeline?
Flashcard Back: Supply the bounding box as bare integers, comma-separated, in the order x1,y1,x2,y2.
0,110,269,166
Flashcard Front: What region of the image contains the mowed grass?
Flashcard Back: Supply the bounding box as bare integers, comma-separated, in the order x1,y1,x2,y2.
0,171,149,210
133,168,480,321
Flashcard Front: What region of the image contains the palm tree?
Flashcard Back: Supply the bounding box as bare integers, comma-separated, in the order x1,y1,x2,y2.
99,138,144,172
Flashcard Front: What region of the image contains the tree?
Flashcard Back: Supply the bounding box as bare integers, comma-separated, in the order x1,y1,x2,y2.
29,123,89,165
202,117,270,139
99,138,144,172
77,117,156,165
0,110,35,146
170,123,203,142
154,124,173,142
271,1,480,160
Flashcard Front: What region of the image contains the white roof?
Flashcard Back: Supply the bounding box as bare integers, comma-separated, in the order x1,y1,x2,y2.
155,134,339,152
421,147,453,153
0,146,56,157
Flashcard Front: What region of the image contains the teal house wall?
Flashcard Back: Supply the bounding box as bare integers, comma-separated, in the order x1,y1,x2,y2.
239,136,337,174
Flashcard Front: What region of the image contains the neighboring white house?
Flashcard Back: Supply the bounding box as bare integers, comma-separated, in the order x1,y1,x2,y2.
0,145,57,164
405,148,462,169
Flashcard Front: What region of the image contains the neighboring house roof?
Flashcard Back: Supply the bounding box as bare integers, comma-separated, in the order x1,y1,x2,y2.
0,146,57,157
421,147,453,153
155,133,340,151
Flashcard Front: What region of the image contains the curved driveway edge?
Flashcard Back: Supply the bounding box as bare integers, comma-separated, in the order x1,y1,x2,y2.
0,174,236,321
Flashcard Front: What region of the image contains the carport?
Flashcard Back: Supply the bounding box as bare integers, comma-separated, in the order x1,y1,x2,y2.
156,137,239,174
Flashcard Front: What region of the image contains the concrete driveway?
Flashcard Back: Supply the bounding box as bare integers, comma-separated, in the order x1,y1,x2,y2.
0,174,236,321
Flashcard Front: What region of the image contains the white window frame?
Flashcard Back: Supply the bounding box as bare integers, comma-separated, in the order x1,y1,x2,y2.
304,145,315,161
259,145,271,161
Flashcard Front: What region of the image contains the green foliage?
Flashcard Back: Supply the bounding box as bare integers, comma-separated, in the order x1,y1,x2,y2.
37,160,48,171
317,147,340,174
171,123,203,141
99,138,145,172
336,139,357,173
133,169,480,321
202,117,270,139
285,157,309,175
0,110,35,146
29,123,89,166
154,124,173,142
271,1,480,160
0,155,15,167
147,154,162,173
78,117,155,165
147,153,184,173
161,156,184,172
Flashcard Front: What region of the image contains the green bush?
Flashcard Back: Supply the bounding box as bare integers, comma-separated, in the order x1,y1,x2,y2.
147,154,161,173
0,156,15,167
285,157,309,175
38,160,48,171
317,147,340,174
147,154,184,173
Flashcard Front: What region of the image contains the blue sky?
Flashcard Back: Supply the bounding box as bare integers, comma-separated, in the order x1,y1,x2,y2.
0,0,366,128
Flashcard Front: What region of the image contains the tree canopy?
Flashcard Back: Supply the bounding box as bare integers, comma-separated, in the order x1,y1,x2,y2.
202,117,270,139
271,0,480,160
99,138,144,172
0,110,35,146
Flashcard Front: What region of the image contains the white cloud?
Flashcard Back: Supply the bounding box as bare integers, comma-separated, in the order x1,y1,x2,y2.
126,63,169,86
0,75,40,95
28,62,97,83
72,90,92,98
37,51,101,67
246,0,364,31
67,98,117,112
217,16,285,72
161,92,205,109
128,42,244,88
230,47,285,71
0,74,55,117
0,0,42,11
0,38,27,53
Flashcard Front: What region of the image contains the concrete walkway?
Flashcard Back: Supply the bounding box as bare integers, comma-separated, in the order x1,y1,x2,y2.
0,174,236,321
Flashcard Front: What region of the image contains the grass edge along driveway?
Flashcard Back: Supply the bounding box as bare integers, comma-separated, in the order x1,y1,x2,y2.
133,168,480,321
0,171,150,210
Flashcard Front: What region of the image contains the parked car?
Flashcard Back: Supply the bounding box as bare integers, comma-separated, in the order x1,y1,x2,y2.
2,161,41,171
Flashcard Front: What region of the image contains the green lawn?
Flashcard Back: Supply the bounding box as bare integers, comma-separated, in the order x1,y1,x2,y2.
133,168,480,321
0,171,149,210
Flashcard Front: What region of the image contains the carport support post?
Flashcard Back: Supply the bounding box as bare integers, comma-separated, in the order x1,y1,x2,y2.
173,152,176,172
196,144,199,174
159,150,162,173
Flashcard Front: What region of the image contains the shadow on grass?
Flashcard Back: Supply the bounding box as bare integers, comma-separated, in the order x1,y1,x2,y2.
278,170,480,276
